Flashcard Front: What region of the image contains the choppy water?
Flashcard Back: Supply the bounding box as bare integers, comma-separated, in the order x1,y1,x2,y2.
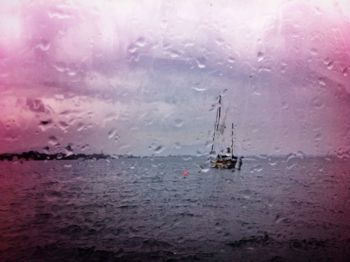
0,156,350,261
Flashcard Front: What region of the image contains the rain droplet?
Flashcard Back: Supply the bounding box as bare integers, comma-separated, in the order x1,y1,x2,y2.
257,51,264,62
127,44,138,54
326,61,334,70
191,86,207,92
135,37,146,47
250,165,263,173
195,57,207,69
81,144,90,151
65,144,74,156
174,119,184,128
67,69,77,77
43,146,50,154
167,49,181,58
318,77,326,87
40,119,52,126
227,56,235,64
4,132,18,142
275,214,289,224
160,19,168,29
76,122,85,132
280,62,287,74
336,147,350,159
200,167,210,173
311,97,323,108
215,38,224,46
310,48,318,56
342,67,348,76
39,119,53,131
59,121,69,130
36,40,51,51
154,145,164,154
314,132,322,142
268,161,277,167
48,9,71,19
108,129,119,142
196,150,206,157
48,136,59,146
53,62,67,73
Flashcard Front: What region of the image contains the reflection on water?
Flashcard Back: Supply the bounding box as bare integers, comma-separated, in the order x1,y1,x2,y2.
0,156,350,261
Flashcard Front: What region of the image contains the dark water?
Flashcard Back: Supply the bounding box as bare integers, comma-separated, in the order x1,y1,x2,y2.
1,156,350,261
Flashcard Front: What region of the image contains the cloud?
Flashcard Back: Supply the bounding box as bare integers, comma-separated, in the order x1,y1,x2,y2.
0,0,350,155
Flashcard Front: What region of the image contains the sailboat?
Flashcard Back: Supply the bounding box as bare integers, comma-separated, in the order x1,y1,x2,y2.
210,95,238,169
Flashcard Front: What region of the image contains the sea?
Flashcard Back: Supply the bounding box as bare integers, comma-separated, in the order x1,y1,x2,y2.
0,156,350,261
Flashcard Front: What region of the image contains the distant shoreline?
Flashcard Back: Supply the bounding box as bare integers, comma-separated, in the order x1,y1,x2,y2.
0,151,346,161
0,151,114,161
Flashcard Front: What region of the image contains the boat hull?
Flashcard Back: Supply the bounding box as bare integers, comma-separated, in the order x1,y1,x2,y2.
211,158,237,169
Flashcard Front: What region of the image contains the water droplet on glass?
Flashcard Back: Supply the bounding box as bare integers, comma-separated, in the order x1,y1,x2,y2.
4,132,18,142
215,38,224,46
182,156,192,161
250,164,263,173
40,119,52,126
310,48,318,56
53,62,66,73
65,144,74,156
195,57,206,69
81,144,90,151
174,142,181,149
342,67,348,76
227,56,235,64
135,37,146,47
311,97,323,108
275,214,289,224
196,150,206,157
191,86,207,92
43,146,50,154
48,9,71,19
326,61,333,70
39,119,53,131
36,40,51,51
48,136,59,146
167,49,181,58
314,132,322,142
127,44,138,54
67,69,77,77
257,51,264,62
200,167,210,173
154,145,164,154
108,129,119,142
59,121,69,131
174,119,184,128
318,77,326,86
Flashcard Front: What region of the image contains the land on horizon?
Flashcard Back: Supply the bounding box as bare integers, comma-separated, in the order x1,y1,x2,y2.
0,150,345,161
0,151,114,161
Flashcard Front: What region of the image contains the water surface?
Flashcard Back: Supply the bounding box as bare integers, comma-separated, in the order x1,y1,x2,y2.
1,156,350,261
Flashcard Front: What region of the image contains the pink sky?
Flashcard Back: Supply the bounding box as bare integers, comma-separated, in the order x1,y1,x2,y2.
0,0,350,156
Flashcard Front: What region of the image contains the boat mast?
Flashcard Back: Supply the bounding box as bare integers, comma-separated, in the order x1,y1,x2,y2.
231,122,234,158
210,95,222,154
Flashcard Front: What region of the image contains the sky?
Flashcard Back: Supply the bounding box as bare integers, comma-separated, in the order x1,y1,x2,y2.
0,0,350,156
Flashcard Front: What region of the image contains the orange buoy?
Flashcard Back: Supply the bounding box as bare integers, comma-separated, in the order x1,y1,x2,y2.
182,169,189,177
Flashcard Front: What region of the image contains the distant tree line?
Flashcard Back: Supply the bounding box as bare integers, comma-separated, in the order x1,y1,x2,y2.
0,151,113,161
